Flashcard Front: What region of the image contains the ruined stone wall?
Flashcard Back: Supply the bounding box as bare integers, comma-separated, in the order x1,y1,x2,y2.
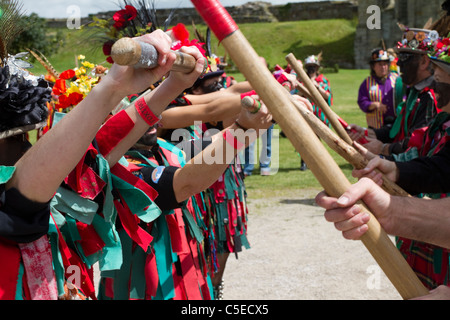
46,1,446,69
46,1,358,28
354,0,443,69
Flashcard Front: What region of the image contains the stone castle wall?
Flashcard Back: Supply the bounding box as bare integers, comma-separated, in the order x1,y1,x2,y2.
46,1,359,28
46,1,446,69
354,0,444,68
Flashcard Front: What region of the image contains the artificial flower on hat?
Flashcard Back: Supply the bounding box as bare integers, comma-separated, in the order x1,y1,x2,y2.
85,2,167,64
169,23,206,57
52,55,107,110
370,48,390,62
428,35,450,73
396,24,441,53
113,5,137,29
304,53,321,66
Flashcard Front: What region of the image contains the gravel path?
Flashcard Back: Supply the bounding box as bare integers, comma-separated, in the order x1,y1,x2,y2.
222,189,402,300
93,188,403,300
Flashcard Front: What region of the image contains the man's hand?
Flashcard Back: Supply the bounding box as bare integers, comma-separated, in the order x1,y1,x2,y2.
411,286,450,300
371,101,387,114
315,178,394,240
292,95,314,112
363,137,384,155
352,155,399,184
236,95,273,131
164,45,206,90
104,30,176,97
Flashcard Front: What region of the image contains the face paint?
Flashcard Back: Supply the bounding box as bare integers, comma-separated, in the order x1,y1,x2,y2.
201,80,223,93
398,53,421,86
137,125,158,147
306,65,318,75
435,82,450,109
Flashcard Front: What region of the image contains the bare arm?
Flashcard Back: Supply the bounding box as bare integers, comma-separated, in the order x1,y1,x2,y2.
173,101,273,202
184,81,252,105
316,177,450,249
159,94,242,129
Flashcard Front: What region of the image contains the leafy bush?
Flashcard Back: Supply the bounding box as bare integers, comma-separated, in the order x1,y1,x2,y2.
10,13,64,57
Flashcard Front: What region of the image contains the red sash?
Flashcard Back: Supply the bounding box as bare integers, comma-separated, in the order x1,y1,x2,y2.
0,239,21,300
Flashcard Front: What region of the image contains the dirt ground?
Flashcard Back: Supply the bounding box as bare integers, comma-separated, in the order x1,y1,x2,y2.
93,188,403,300
222,188,402,300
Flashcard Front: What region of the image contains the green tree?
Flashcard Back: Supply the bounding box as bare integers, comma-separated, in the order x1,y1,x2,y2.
10,13,63,57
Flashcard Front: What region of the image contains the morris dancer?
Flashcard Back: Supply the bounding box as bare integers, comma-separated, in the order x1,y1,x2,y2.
358,48,401,129
0,29,180,299
350,27,440,158
329,36,450,290
94,94,271,299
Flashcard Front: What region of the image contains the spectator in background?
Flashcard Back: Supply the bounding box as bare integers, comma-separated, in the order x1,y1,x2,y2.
357,48,400,129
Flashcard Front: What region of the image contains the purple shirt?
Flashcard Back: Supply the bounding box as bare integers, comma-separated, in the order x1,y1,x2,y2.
357,74,398,121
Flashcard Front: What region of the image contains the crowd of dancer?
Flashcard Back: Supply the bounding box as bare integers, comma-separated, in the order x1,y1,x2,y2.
1,0,450,301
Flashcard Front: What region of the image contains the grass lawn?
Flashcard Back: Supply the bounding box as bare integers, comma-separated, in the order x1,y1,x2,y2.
241,68,369,198
31,18,356,75
27,19,368,198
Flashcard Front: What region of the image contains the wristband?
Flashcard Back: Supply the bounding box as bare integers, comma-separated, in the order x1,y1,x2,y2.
223,128,245,150
245,98,261,114
135,97,161,126
240,90,256,100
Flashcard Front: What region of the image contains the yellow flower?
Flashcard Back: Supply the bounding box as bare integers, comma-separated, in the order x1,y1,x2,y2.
66,82,82,95
75,67,87,77
82,61,95,69
77,55,86,60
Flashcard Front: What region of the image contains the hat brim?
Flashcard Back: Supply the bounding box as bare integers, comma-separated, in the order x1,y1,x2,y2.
370,58,390,63
394,47,428,54
304,62,320,67
0,121,47,140
201,70,225,80
431,58,450,75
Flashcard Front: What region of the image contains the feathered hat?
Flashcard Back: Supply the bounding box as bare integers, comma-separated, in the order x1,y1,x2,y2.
395,23,441,54
429,35,450,74
304,52,323,67
369,48,390,63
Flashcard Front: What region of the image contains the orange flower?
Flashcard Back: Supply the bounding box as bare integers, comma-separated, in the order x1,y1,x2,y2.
416,31,426,42
52,79,67,95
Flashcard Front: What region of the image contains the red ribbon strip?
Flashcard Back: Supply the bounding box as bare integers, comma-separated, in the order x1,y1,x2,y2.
0,239,21,300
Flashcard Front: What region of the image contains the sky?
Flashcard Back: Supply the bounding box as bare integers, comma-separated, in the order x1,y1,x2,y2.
19,0,335,19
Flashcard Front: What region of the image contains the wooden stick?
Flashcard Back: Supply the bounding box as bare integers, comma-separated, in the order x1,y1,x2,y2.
111,37,198,73
292,76,370,144
191,0,429,299
289,96,410,197
274,83,406,196
286,54,353,145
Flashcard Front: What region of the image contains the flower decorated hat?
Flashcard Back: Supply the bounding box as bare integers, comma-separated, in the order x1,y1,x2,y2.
396,23,441,54
429,35,450,74
304,52,323,67
370,48,390,63
88,3,224,91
